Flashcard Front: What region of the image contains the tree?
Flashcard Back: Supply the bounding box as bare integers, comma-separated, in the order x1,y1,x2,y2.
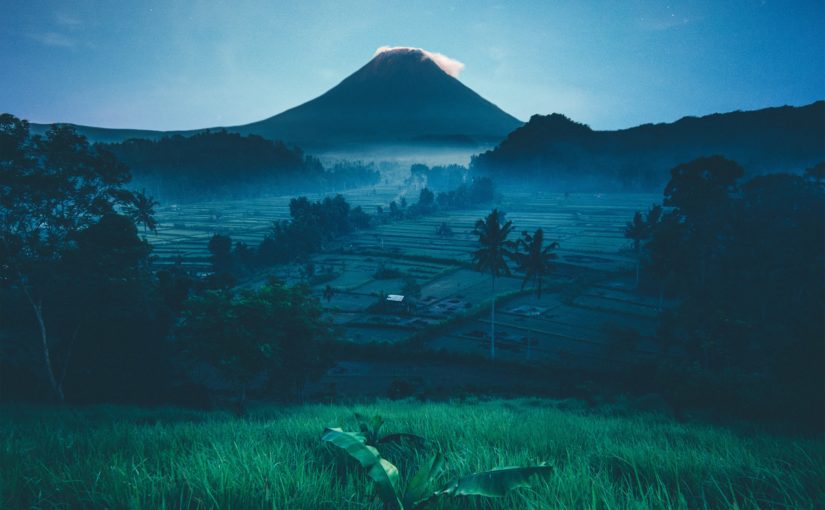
663,156,743,286
418,187,434,206
177,278,332,410
127,189,159,233
435,222,453,237
0,118,148,402
471,209,515,359
511,228,557,363
0,117,143,403
624,205,661,288
208,234,233,274
513,228,558,299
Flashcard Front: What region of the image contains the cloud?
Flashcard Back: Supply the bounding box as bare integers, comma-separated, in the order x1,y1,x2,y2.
29,31,77,48
374,46,465,77
54,12,83,28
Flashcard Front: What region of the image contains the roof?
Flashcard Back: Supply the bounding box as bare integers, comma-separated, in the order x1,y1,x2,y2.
386,294,405,302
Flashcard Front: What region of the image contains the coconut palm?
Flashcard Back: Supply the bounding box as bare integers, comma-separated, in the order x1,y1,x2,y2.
513,228,558,299
129,189,159,234
472,209,516,360
624,205,662,288
512,228,558,361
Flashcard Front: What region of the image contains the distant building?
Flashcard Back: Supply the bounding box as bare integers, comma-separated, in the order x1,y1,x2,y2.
385,294,412,313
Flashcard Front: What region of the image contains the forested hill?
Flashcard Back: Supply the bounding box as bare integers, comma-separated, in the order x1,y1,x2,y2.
470,101,825,190
102,130,379,199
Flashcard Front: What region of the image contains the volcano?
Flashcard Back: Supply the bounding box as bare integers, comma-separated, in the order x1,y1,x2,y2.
30,48,522,149
232,47,522,147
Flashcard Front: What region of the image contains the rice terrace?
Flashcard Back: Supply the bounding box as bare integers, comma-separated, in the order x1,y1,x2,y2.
2,2,824,509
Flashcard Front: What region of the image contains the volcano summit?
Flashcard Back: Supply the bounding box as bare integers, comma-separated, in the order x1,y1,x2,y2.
233,47,522,147
31,48,522,149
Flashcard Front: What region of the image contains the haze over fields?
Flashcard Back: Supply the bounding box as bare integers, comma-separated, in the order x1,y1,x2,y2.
2,2,824,509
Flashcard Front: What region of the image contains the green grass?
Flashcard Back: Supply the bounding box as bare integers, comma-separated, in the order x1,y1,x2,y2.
2,399,822,509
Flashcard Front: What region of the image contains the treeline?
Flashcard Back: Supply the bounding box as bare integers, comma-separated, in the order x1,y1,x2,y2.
205,177,497,280
471,102,825,190
407,163,467,191
0,116,331,408
631,157,824,428
102,130,380,199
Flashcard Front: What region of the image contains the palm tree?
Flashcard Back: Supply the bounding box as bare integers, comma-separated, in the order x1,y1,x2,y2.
513,228,558,361
472,209,516,360
624,205,662,288
129,189,159,234
513,228,558,299
323,284,335,302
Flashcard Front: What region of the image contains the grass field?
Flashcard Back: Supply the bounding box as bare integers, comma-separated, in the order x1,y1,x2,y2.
2,400,822,509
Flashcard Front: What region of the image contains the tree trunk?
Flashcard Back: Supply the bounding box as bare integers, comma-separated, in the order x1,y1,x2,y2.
23,289,64,404
490,276,496,360
635,244,641,290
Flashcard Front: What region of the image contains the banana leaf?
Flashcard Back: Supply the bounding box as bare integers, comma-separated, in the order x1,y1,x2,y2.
436,463,553,498
321,427,403,509
404,452,446,508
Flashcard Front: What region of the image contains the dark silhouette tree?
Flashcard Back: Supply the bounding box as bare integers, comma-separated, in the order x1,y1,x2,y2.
208,234,233,274
624,204,662,288
0,117,142,403
177,278,332,411
471,209,515,359
128,189,159,233
513,228,558,299
663,156,743,285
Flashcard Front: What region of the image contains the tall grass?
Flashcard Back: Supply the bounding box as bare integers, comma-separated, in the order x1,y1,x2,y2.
1,399,822,509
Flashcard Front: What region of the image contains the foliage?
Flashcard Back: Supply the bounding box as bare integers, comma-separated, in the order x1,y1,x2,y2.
435,222,453,237
470,103,825,190
2,399,823,509
471,209,516,280
642,156,825,426
176,278,332,402
104,131,380,199
407,164,466,191
0,115,157,403
512,228,558,299
472,209,516,359
624,204,661,287
321,415,552,509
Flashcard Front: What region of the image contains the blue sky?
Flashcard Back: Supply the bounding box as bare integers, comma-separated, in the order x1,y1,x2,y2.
1,0,823,131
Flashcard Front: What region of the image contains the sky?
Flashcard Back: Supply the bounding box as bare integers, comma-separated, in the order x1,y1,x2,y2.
1,0,823,131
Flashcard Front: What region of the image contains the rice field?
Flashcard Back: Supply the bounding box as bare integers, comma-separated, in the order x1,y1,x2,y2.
142,183,671,379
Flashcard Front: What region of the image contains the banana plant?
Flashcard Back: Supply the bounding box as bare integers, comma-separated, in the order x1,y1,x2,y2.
354,413,425,447
322,427,553,509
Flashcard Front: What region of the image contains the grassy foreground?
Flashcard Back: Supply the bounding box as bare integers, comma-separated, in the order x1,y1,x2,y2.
1,399,822,509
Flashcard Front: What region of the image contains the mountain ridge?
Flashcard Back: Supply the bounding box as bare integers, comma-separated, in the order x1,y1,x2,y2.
471,100,825,189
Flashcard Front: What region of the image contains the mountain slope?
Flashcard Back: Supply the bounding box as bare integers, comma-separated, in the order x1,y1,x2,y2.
471,101,825,188
233,48,522,146
29,48,522,148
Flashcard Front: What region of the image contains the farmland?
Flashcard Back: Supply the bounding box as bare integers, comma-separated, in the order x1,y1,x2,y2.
142,181,670,394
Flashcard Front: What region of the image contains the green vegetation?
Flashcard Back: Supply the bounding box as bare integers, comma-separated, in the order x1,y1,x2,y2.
104,131,380,199
2,399,822,509
470,102,825,190
176,278,333,410
322,413,551,509
635,156,825,427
